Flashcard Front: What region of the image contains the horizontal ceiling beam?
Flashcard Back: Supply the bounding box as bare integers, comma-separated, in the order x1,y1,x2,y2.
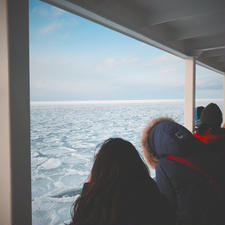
206,49,225,57
172,25,224,41
198,58,225,75
201,48,225,58
147,5,223,26
182,36,225,54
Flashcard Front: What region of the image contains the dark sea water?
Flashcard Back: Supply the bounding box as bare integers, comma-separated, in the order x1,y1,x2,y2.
31,99,223,225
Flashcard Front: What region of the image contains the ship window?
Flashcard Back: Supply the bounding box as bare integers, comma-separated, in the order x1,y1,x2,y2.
30,1,223,225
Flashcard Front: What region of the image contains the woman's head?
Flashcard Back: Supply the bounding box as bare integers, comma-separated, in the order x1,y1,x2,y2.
90,138,150,185
71,138,152,225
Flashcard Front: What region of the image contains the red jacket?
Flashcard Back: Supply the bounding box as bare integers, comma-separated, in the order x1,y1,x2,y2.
193,130,225,144
193,128,225,162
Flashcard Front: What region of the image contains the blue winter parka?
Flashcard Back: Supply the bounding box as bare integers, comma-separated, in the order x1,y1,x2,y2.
147,120,225,225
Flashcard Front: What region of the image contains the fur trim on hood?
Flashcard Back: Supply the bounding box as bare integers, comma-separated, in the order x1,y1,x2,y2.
141,117,174,169
141,117,204,169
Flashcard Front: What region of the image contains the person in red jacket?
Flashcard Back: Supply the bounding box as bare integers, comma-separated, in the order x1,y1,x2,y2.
193,103,225,143
193,103,225,159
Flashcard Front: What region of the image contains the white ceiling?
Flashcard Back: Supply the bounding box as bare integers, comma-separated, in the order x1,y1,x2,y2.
43,0,225,74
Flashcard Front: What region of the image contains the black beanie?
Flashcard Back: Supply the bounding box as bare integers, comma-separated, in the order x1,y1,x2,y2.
200,103,223,127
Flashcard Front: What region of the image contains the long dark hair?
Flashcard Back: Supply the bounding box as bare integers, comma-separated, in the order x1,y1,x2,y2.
70,138,163,225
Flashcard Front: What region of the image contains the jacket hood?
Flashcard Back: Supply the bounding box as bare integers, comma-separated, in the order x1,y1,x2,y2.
143,118,204,159
200,103,223,127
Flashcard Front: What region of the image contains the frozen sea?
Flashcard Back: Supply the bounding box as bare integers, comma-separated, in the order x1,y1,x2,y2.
31,99,223,225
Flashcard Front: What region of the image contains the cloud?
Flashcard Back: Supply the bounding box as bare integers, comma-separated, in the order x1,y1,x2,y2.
197,78,223,90
30,53,186,101
30,51,223,101
31,77,116,101
152,54,181,64
32,4,65,18
32,5,49,16
196,65,223,89
104,58,117,68
145,54,184,73
96,57,140,71
195,65,223,98
31,2,78,36
50,6,65,17
38,22,62,34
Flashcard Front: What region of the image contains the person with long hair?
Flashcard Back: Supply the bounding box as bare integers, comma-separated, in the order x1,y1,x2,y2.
70,138,175,225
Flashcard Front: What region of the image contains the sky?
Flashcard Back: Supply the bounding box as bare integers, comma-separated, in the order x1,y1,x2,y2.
29,0,223,101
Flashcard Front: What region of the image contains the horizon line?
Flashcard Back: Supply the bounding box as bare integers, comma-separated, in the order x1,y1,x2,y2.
30,98,223,105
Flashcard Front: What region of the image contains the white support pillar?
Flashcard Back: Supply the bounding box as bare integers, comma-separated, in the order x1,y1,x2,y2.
0,0,31,225
184,58,196,132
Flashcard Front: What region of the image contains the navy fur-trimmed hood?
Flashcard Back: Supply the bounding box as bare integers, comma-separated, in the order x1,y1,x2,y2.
142,118,204,161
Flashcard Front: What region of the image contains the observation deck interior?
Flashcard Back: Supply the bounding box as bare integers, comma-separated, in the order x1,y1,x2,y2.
0,0,224,224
